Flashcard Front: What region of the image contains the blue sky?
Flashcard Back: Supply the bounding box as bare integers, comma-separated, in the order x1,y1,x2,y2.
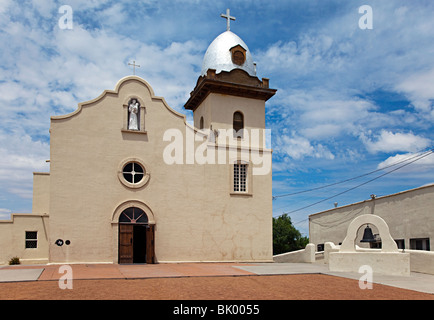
0,0,433,236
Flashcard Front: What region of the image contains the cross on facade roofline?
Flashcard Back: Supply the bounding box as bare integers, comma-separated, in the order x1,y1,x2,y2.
221,8,236,31
128,60,140,75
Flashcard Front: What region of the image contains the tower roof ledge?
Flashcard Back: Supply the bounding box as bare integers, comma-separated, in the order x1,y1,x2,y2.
184,68,276,111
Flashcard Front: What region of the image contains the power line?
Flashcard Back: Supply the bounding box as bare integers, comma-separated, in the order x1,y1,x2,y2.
279,149,434,216
272,148,433,199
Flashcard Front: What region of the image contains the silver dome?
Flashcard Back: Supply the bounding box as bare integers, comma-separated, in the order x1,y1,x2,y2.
201,31,256,77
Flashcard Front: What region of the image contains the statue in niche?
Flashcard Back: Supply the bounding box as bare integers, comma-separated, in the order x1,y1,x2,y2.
128,99,140,130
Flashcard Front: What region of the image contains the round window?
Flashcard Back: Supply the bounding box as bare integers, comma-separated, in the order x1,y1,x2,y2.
118,158,150,189
122,162,144,184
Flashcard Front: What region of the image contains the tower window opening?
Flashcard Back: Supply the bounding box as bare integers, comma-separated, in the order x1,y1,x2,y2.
233,111,244,138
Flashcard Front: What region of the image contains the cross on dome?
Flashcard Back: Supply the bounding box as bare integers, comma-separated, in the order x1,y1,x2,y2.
220,8,236,31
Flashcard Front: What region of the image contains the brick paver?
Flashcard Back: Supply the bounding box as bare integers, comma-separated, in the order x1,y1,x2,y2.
1,274,433,300
1,263,433,300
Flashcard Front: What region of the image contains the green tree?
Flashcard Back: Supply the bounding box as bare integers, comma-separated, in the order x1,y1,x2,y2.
273,214,309,255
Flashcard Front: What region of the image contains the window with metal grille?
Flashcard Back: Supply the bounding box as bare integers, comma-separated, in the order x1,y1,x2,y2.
25,231,37,249
234,163,247,192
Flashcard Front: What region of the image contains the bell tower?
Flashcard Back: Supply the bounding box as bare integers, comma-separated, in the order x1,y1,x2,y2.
184,12,276,140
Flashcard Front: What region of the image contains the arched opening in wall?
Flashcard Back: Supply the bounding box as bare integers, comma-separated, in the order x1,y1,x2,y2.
233,111,244,138
356,223,382,249
118,207,155,264
200,116,204,130
127,98,141,131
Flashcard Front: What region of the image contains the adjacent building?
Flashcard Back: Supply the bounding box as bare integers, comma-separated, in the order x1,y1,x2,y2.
309,184,434,252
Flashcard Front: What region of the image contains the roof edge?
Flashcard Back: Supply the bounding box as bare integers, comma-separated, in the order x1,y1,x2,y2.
308,183,434,218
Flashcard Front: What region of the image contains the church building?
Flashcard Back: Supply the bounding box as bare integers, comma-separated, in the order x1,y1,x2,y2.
0,12,277,265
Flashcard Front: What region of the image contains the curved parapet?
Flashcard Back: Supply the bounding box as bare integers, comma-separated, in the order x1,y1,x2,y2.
340,214,398,253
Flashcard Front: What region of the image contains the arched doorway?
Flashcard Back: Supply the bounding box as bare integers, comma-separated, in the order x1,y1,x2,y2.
118,207,155,264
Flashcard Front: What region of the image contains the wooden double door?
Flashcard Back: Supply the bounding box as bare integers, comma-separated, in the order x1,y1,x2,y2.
119,224,155,264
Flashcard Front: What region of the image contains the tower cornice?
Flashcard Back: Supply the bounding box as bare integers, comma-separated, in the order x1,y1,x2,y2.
184,69,277,111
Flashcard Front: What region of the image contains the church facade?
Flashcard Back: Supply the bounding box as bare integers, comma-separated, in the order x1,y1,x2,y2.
0,25,276,265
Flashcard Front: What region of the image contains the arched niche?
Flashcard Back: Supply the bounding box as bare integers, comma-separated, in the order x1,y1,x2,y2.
340,214,398,253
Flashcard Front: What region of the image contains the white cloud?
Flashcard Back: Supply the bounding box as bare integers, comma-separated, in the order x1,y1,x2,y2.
260,1,434,170
269,88,379,136
98,3,127,26
361,130,431,154
396,68,434,115
32,0,56,18
0,132,49,199
255,35,344,81
377,152,434,172
276,134,335,160
298,96,377,140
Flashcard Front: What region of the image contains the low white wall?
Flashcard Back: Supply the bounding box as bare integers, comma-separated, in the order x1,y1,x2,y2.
324,242,340,264
403,249,434,275
323,242,434,275
329,251,410,276
273,243,315,263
